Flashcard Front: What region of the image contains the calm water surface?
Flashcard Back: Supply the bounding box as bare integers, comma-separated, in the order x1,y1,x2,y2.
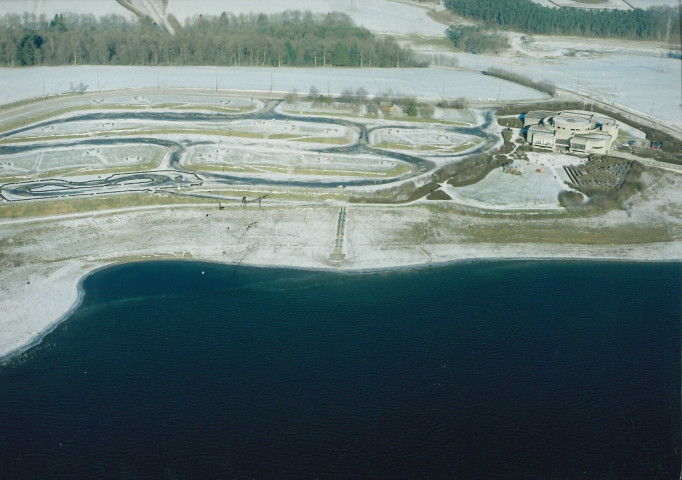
1,261,680,479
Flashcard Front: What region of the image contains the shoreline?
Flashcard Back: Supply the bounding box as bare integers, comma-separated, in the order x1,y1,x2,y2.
2,244,681,362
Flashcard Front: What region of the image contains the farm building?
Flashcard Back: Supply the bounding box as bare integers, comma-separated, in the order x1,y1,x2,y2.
524,110,618,154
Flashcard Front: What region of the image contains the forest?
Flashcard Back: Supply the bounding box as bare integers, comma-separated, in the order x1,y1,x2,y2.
444,0,679,41
0,11,416,68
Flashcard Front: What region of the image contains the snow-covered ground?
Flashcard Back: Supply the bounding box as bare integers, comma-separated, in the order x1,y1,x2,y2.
443,153,583,211
92,93,262,110
0,145,167,177
530,0,679,8
184,145,410,178
0,66,547,106
369,127,481,155
2,181,681,358
415,44,682,129
540,0,632,10
11,117,357,144
626,0,679,7
0,0,445,36
468,53,681,128
0,0,132,18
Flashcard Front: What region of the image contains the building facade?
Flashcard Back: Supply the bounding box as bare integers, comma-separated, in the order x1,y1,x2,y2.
524,110,618,154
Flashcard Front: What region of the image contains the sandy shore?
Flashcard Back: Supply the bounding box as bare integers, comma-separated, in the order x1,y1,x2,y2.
1,187,681,360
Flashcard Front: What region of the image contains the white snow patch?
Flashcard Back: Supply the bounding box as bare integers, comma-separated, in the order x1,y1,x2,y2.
444,153,584,210
0,0,132,18
0,66,547,106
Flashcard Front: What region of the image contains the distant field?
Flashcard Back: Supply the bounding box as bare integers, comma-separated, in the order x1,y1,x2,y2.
0,0,446,37
0,66,546,107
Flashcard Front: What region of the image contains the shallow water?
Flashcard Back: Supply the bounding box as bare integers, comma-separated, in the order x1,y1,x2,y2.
1,261,680,479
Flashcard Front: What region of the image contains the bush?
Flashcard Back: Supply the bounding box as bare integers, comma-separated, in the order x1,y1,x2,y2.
284,89,298,104
558,190,585,208
419,104,435,118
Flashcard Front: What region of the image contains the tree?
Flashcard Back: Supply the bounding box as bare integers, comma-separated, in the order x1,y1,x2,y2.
17,33,43,65
332,42,351,66
285,40,296,65
406,98,418,117
309,85,319,102
0,11,419,68
355,87,368,105
284,89,299,104
419,103,435,118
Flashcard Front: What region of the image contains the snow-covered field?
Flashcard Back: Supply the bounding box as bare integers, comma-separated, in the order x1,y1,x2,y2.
626,0,679,7
369,127,481,155
0,145,167,177
0,66,547,106
92,93,262,110
418,47,682,129
184,145,410,178
11,117,357,145
0,0,132,18
537,0,632,10
443,153,583,210
530,0,679,8
0,0,445,36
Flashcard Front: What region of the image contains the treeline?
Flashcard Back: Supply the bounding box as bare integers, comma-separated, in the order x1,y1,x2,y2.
446,25,509,53
287,87,435,118
444,0,680,41
0,10,416,67
485,68,556,96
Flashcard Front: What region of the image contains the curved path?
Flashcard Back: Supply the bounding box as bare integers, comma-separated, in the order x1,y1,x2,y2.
0,100,499,199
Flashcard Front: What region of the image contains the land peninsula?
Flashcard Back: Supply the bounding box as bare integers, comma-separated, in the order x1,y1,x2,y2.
1,78,681,361
1,0,681,360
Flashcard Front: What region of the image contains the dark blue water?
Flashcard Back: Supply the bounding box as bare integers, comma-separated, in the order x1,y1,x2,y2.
0,261,679,479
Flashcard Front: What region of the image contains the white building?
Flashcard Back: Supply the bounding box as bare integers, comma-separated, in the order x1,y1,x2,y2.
524,110,618,154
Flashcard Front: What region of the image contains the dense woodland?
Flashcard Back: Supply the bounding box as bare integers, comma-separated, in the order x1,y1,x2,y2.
0,11,416,67
444,0,680,41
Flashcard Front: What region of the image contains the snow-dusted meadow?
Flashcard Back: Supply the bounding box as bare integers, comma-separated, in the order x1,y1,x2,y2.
463,53,681,128
369,127,481,155
443,152,584,210
0,144,167,178
0,0,445,36
414,43,682,129
0,66,547,106
530,0,679,8
92,93,263,111
11,116,358,145
184,145,410,179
